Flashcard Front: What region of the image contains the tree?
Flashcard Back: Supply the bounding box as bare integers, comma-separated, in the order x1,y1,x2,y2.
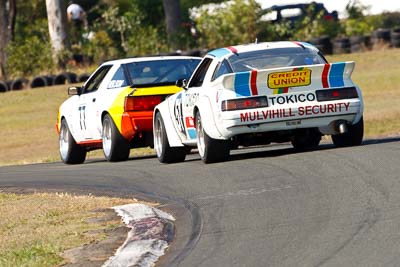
0,0,16,80
45,0,69,67
162,0,182,49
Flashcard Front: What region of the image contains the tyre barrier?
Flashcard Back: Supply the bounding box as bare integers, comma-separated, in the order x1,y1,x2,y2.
78,73,90,83
371,28,391,48
181,49,203,57
10,78,29,91
309,36,333,55
0,80,9,92
54,72,78,85
349,35,371,53
30,75,54,88
333,37,351,54
391,27,400,48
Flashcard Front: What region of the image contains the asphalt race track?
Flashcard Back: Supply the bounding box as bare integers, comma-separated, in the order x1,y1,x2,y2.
1,137,400,267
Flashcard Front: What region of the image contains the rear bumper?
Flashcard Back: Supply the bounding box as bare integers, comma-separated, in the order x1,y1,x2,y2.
218,100,362,137
119,111,153,140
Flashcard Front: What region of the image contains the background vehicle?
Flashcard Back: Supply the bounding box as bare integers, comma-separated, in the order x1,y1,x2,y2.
153,42,364,164
56,56,201,164
259,2,338,26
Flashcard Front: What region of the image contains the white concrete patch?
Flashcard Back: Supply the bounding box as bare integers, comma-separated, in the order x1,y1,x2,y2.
102,203,175,267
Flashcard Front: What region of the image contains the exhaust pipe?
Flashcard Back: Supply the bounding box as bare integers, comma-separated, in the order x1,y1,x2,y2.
336,121,348,134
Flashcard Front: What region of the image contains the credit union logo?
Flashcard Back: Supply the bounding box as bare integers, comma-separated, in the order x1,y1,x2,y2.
268,69,311,89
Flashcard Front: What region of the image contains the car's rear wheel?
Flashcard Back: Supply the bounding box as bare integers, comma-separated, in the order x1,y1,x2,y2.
102,114,130,162
154,112,186,163
195,111,230,163
291,128,321,151
332,117,364,147
59,119,86,164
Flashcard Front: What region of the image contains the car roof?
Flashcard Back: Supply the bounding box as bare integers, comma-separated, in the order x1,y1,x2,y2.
207,41,319,59
100,56,202,66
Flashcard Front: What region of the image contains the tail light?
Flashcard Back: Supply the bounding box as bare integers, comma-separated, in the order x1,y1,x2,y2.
221,96,268,111
124,95,164,111
316,87,358,102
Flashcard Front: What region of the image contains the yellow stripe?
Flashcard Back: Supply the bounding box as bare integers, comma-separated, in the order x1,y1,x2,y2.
108,85,182,131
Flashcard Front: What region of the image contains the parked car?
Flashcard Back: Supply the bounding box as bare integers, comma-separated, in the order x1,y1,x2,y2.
153,41,364,164
56,56,201,164
259,2,338,26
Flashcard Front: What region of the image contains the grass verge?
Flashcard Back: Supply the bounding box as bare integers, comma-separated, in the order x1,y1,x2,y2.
0,191,137,267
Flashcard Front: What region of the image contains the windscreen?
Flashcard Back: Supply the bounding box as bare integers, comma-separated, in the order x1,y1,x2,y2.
124,58,201,87
228,47,327,72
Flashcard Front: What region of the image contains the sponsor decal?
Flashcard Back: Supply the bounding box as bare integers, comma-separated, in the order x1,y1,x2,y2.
268,68,311,89
185,117,195,128
108,80,125,88
185,117,196,139
269,92,316,105
239,102,350,122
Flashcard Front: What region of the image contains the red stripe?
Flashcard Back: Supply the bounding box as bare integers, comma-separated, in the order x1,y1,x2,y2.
322,64,330,88
292,41,303,48
77,139,102,147
282,87,289,93
250,70,258,95
227,46,238,53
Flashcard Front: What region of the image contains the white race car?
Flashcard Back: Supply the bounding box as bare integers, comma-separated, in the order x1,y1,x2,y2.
153,42,364,163
56,56,201,164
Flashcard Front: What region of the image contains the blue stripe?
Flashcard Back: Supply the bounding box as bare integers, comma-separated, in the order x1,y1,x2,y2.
208,48,231,58
329,63,345,87
187,129,196,139
234,72,251,96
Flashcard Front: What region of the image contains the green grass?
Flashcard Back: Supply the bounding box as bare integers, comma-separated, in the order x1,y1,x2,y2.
1,48,400,166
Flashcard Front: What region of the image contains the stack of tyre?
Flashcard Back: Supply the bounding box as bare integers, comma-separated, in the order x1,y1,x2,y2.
0,72,90,93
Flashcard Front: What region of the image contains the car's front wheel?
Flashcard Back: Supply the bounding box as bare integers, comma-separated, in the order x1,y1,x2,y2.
331,117,364,147
154,112,186,163
195,111,230,163
102,114,130,162
59,119,86,164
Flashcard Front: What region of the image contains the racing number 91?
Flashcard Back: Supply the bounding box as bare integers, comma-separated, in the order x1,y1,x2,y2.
173,93,185,134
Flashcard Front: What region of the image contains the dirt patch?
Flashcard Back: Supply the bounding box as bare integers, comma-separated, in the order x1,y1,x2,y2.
62,209,129,267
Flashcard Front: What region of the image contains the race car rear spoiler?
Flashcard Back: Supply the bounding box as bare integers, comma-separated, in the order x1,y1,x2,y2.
221,61,355,96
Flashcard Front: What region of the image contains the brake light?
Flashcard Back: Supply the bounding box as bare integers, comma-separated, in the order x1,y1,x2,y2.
124,95,164,111
316,87,358,102
221,96,268,111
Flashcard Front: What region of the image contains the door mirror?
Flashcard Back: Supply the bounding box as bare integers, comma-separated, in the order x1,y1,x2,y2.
175,79,188,89
68,86,81,95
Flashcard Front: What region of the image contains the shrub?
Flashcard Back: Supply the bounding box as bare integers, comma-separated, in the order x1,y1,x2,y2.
194,0,261,48
6,36,54,77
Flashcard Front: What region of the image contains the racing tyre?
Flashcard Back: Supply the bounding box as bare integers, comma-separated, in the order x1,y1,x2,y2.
195,111,230,163
154,112,186,163
291,128,321,151
59,119,87,164
332,117,364,147
102,114,130,162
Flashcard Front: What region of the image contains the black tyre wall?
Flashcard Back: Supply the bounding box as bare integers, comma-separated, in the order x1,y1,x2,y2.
10,78,28,90
54,72,78,85
0,80,9,92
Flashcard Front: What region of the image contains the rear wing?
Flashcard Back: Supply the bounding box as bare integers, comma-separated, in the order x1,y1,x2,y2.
221,62,355,96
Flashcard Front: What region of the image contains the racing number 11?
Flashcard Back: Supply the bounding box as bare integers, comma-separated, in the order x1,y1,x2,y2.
78,106,86,130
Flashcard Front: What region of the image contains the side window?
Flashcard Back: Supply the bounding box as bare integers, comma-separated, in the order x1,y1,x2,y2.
83,65,112,94
107,67,127,89
212,60,232,81
188,58,213,88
